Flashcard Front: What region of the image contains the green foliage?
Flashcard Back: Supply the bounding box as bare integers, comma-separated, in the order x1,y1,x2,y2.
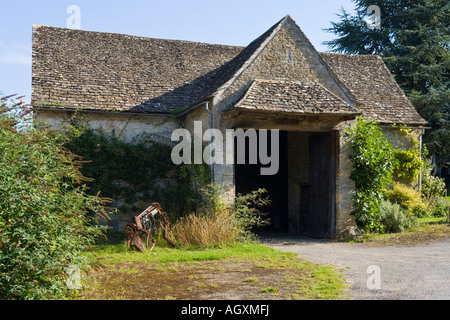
324,0,450,164
198,183,226,217
175,162,212,217
64,116,173,204
346,118,396,233
233,188,271,240
387,160,449,219
63,115,210,218
423,196,450,218
385,182,425,213
421,159,447,198
393,148,423,183
391,126,424,184
0,95,111,300
379,200,416,233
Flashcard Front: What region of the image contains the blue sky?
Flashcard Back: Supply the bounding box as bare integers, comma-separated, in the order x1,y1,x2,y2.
0,0,357,103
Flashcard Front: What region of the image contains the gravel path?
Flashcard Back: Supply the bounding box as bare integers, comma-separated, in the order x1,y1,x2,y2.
262,235,450,300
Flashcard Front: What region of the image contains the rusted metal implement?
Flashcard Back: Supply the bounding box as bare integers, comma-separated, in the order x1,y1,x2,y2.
125,202,175,252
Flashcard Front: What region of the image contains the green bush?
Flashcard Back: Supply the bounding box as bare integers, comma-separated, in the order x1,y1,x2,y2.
421,160,446,199
379,200,416,233
385,183,424,213
346,118,396,233
391,126,423,185
0,95,111,299
233,188,271,240
424,196,450,218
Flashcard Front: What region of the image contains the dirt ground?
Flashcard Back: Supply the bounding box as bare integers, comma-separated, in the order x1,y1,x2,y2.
77,223,450,300
78,259,317,300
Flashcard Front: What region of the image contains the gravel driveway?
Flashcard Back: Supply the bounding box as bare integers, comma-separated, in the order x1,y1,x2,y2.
262,235,450,300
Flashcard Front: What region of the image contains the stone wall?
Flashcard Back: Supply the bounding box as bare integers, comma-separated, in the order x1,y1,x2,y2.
335,121,357,235
382,126,423,150
35,109,180,144
35,109,181,231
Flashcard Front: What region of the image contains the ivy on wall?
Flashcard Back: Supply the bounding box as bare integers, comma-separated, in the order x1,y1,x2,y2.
346,118,431,233
346,118,396,233
63,114,211,219
391,125,424,185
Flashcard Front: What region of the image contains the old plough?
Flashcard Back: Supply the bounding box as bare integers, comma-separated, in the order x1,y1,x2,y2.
125,202,175,252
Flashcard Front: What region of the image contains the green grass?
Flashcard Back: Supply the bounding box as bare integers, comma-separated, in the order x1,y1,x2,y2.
80,239,349,300
417,216,446,224
355,216,450,246
244,277,259,283
89,241,293,264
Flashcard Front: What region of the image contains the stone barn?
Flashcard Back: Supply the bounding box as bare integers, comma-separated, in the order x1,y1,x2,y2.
31,15,426,238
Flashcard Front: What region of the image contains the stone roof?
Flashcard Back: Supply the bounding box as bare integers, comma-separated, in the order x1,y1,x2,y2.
320,53,427,125
32,25,242,114
233,79,361,115
32,18,426,125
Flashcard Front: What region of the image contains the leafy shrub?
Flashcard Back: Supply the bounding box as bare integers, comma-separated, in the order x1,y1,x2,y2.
421,159,446,199
385,183,424,213
393,148,423,184
379,200,416,233
411,204,429,218
0,95,111,300
424,196,450,218
391,126,423,185
346,118,396,233
233,188,271,240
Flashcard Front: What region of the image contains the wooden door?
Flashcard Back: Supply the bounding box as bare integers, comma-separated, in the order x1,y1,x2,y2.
308,132,336,238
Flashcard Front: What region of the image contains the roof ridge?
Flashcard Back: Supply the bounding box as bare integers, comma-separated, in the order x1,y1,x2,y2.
319,52,382,58
33,24,244,49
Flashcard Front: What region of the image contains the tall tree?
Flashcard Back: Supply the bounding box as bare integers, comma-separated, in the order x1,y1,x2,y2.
324,0,450,164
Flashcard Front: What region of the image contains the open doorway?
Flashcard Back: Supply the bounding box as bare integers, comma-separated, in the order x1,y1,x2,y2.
234,130,337,238
234,130,289,233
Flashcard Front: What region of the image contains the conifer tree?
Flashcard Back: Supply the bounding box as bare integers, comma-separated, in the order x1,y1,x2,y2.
324,0,449,164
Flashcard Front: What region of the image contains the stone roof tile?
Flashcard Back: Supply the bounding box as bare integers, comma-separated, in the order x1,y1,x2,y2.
320,53,427,125
32,21,426,126
31,25,242,114
233,80,361,115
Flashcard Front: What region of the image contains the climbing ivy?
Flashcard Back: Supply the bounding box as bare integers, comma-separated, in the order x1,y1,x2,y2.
392,125,424,185
346,118,396,233
63,115,211,218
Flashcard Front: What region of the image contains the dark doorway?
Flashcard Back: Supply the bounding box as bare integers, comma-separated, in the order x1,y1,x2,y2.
234,130,289,232
304,132,336,238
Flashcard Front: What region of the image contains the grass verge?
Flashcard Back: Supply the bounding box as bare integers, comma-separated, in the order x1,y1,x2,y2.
355,217,450,246
76,240,348,300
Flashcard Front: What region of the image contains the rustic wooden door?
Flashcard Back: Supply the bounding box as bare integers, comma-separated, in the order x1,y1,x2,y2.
308,132,336,238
